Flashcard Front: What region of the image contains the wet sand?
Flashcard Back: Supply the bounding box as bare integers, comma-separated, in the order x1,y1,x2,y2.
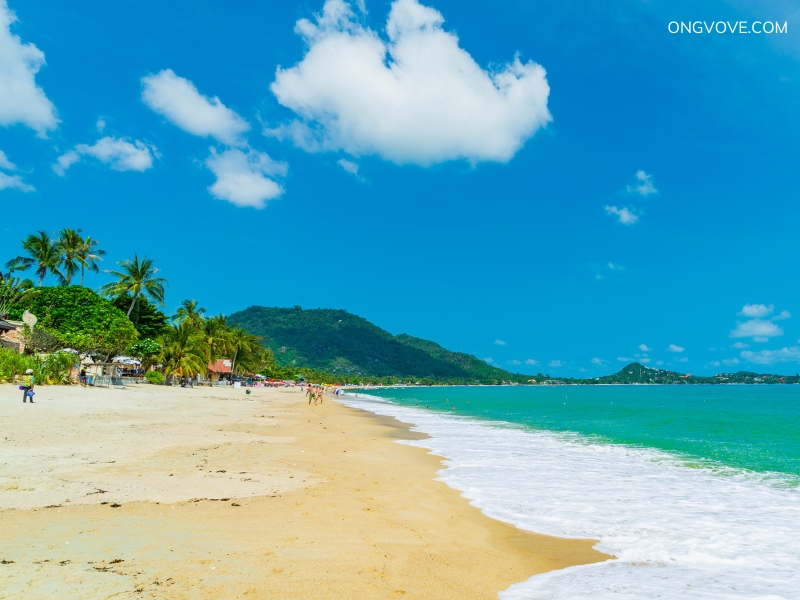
0,384,608,598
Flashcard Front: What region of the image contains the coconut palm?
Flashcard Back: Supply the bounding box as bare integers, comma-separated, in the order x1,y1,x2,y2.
57,228,84,286
100,254,167,317
228,327,263,376
0,276,32,316
173,299,206,330
199,314,230,363
6,231,64,286
159,323,207,381
76,235,105,286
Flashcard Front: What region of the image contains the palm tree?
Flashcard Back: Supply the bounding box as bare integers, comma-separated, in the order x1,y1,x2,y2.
6,231,64,286
228,327,263,376
76,235,105,286
100,254,167,317
57,228,84,286
0,276,32,316
159,323,207,381
199,314,234,365
173,299,206,330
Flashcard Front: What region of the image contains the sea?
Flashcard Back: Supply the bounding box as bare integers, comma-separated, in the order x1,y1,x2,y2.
340,385,800,599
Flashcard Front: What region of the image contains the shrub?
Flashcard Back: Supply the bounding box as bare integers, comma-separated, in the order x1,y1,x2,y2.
145,370,165,385
0,347,76,385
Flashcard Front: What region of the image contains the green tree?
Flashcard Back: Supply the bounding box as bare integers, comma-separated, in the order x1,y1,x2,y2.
173,299,206,330
0,276,33,316
76,235,105,286
111,294,169,339
11,286,139,356
100,255,167,317
228,327,263,376
7,231,64,286
200,314,230,364
57,228,84,286
159,323,207,381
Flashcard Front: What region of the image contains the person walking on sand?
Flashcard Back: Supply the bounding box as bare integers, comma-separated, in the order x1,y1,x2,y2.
21,369,35,403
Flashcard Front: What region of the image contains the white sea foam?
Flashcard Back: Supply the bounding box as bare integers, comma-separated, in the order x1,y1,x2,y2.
341,393,800,599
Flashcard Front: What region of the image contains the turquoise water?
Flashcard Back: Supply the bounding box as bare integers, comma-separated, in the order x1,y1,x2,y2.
359,385,800,479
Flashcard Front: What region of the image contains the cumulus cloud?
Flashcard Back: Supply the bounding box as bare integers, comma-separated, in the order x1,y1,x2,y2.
591,357,607,366
205,148,287,209
617,356,633,362
494,340,506,346
666,344,684,353
0,148,15,170
0,1,58,135
730,319,783,341
741,347,800,365
507,359,521,365
142,69,250,146
53,136,158,175
774,310,792,321
605,205,639,225
483,357,494,363
739,304,773,318
548,360,562,368
608,262,625,271
627,170,657,196
525,359,538,366
268,0,551,166
731,342,749,349
638,344,652,352
722,358,741,366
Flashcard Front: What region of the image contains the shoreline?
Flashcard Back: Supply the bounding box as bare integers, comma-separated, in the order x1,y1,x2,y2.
0,384,608,598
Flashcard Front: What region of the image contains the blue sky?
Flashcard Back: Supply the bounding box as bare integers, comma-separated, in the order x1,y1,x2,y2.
1,0,799,375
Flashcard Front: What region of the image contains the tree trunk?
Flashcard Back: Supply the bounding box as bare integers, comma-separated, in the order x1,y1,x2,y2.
80,265,85,286
127,294,139,317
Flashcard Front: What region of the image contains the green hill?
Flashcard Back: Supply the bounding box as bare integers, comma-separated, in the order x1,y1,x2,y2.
227,306,525,383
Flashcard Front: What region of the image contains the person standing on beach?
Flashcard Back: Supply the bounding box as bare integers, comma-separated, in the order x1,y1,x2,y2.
21,369,34,403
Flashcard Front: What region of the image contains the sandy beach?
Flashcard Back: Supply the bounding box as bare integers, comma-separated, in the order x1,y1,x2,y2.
0,384,608,599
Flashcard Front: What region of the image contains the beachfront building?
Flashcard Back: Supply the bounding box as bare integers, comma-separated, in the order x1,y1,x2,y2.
203,358,233,384
0,319,25,352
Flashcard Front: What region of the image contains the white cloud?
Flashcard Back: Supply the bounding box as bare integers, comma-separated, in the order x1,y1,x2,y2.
337,158,362,179
738,304,774,318
640,357,652,364
483,357,493,363
638,344,652,352
494,339,506,346
0,170,33,192
741,347,800,365
655,360,664,366
617,356,634,362
142,69,250,146
96,117,106,132
731,342,749,349
605,205,639,225
722,358,741,366
591,357,607,366
548,360,562,368
0,148,32,191
0,1,58,136
507,359,521,365
608,262,625,271
53,136,158,175
0,148,15,170
627,170,657,196
205,148,287,209
268,0,551,166
666,344,684,353
774,310,792,321
525,359,538,366
708,361,721,367
730,319,784,341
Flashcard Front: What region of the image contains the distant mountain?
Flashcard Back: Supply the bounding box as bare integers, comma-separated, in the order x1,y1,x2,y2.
592,362,800,385
227,306,526,383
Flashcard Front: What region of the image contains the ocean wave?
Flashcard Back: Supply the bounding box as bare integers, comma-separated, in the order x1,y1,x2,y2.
340,393,800,599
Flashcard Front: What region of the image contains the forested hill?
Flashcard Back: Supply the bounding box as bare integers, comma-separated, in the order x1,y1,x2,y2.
227,306,525,383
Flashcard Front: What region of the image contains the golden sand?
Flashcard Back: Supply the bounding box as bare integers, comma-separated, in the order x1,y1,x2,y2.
0,384,608,598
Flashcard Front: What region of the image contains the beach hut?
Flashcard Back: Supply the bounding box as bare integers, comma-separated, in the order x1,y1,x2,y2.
0,319,25,352
204,358,233,384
